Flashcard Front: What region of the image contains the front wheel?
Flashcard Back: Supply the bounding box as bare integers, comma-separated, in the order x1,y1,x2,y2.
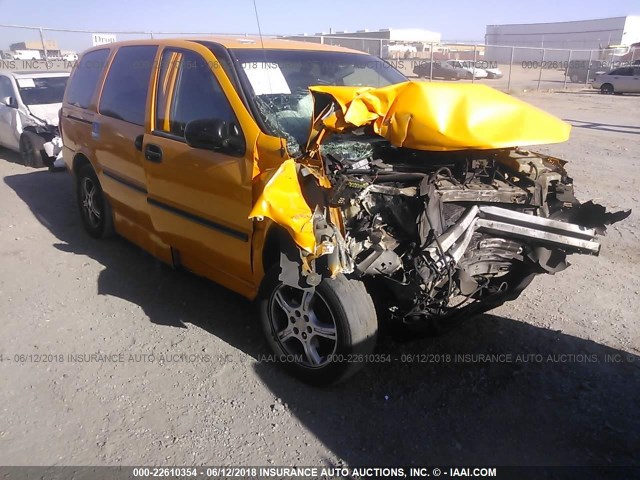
600,83,614,94
19,134,44,168
258,266,378,386
76,164,115,239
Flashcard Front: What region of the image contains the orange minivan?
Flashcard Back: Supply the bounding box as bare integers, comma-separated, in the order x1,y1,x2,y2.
60,37,627,385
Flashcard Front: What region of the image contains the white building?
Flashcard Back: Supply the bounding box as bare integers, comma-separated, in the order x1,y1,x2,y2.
485,16,640,61
282,28,441,57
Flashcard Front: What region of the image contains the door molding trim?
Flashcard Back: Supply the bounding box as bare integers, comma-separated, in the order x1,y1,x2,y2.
147,196,249,242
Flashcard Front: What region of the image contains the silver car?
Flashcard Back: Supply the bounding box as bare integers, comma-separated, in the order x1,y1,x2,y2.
592,66,640,94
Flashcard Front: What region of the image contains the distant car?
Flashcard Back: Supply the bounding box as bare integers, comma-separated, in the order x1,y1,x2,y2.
0,71,69,169
592,66,640,94
484,66,503,79
413,61,465,80
566,60,608,83
62,53,78,62
446,59,488,79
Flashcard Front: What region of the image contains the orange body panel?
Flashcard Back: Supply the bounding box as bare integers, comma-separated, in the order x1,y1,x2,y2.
60,38,346,299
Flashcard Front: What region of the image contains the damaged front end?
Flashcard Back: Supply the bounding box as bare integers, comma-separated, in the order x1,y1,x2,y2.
250,81,630,329
24,122,64,167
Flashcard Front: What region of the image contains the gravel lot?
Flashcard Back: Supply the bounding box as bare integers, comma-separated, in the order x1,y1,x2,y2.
0,91,639,471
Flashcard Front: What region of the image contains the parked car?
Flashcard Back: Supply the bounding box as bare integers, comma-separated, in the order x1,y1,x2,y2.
446,59,488,79
0,71,69,168
60,38,627,385
566,60,608,83
412,61,464,80
484,66,503,79
592,66,640,94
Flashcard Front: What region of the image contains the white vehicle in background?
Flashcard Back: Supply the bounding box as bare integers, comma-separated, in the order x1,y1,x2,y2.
592,66,640,94
446,59,488,79
12,50,42,61
62,52,78,62
0,71,69,169
484,66,503,79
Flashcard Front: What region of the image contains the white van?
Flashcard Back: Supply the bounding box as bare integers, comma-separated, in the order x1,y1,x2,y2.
12,50,42,61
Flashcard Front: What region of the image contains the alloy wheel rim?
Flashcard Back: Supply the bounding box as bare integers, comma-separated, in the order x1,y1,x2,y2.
81,177,102,228
269,285,338,368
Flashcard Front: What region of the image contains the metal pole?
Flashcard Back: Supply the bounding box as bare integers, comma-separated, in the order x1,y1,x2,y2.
537,48,545,91
379,39,382,57
471,44,477,84
429,42,434,81
38,27,48,61
584,50,593,89
320,35,324,45
563,49,572,90
507,46,514,91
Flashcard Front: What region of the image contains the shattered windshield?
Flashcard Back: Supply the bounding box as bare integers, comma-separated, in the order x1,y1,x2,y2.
17,76,68,106
230,48,406,155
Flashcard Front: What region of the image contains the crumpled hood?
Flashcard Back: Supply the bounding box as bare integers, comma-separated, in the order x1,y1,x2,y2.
26,103,61,126
307,81,570,152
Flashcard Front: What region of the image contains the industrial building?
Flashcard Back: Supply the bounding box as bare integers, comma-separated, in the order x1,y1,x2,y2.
485,16,640,61
9,39,61,58
282,28,441,58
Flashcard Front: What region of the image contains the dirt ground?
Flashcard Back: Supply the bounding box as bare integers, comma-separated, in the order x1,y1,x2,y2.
0,91,639,472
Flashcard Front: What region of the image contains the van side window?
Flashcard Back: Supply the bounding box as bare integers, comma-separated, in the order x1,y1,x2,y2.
66,49,109,108
155,49,235,137
99,45,158,125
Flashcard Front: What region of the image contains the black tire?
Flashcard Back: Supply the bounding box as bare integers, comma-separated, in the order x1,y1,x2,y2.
19,134,44,168
258,266,378,386
600,83,614,94
570,74,580,83
76,163,115,239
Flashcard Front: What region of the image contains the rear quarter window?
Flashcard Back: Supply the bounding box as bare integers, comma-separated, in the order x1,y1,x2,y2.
99,45,158,125
66,48,109,108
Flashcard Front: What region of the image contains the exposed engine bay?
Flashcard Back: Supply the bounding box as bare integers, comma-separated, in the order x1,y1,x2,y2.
295,138,628,327
249,81,630,328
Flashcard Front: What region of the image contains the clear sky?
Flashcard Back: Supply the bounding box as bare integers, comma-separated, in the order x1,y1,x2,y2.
0,0,638,51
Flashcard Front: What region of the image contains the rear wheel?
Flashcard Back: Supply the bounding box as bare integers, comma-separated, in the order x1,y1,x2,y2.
258,266,378,386
76,163,114,239
600,83,614,94
19,134,43,168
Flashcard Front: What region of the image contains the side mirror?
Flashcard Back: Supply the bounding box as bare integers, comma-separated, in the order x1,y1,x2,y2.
184,119,245,155
1,96,17,108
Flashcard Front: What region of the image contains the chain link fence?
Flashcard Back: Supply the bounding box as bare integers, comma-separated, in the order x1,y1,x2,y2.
1,24,638,92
